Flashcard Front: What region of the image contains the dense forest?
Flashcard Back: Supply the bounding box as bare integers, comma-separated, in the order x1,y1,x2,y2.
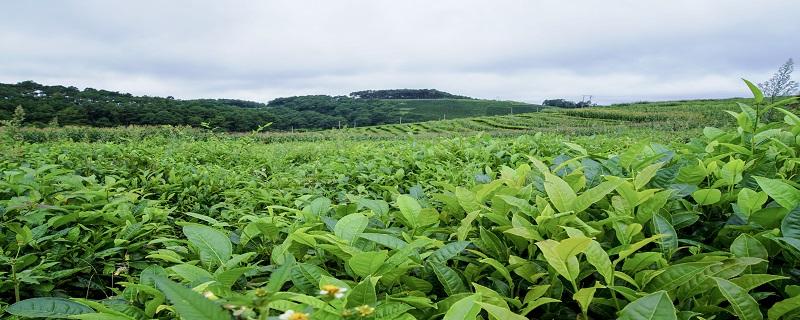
0,81,418,131
349,89,472,99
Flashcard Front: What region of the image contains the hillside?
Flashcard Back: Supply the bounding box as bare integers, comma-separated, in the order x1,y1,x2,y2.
11,97,758,145
0,81,545,131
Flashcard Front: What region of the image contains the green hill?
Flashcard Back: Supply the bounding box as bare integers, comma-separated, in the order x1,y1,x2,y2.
0,81,546,131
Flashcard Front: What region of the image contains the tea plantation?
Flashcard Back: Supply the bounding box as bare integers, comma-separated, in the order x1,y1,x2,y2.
1,82,800,319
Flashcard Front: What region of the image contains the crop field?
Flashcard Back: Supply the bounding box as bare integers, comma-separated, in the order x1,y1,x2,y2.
2,87,800,320
381,99,546,120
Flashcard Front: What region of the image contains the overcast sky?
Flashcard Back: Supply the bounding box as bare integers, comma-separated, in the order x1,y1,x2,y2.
1,1,798,104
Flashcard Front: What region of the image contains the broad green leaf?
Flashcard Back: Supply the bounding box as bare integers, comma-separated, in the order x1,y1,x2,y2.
713,277,763,320
543,172,577,212
644,262,718,292
358,233,408,249
618,291,677,320
348,250,388,277
479,227,508,260
428,241,471,264
635,162,665,190
334,212,368,243
573,284,602,317
265,261,294,292
573,179,625,213
585,241,613,284
730,274,788,292
754,177,800,210
346,277,378,308
730,234,768,259
652,214,678,258
443,294,482,320
70,313,136,320
397,195,438,229
768,295,800,320
781,206,800,239
480,257,514,288
153,276,230,320
475,301,527,320
691,189,721,205
182,224,232,268
614,235,662,264
738,188,768,216
357,198,389,215
743,78,764,104
291,263,331,294
536,237,591,282
430,262,467,296
6,298,93,318
170,264,214,285
215,267,252,288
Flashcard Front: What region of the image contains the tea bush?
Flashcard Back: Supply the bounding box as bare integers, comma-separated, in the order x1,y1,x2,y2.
1,81,799,319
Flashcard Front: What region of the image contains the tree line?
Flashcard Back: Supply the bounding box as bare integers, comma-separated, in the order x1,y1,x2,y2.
0,81,423,131
349,89,472,99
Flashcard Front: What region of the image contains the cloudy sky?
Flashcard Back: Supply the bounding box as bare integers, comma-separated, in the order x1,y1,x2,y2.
1,1,798,104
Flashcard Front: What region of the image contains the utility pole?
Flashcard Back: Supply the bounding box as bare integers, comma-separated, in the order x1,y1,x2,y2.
399,116,402,124
338,120,341,129
510,106,513,115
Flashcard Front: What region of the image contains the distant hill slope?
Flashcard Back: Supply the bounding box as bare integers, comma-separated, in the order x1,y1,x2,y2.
320,98,747,138
1,81,545,131
0,81,543,131
349,89,471,99
383,99,545,120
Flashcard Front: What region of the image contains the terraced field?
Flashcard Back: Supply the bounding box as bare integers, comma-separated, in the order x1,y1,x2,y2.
341,98,743,138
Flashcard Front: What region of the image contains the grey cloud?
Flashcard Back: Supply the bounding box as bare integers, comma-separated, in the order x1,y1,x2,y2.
1,0,798,104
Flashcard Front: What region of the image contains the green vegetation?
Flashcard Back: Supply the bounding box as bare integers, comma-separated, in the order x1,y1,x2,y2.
0,82,542,132
2,81,800,319
349,89,472,100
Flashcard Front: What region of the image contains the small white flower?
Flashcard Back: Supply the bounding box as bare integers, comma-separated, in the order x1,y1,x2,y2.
319,284,347,299
279,310,310,320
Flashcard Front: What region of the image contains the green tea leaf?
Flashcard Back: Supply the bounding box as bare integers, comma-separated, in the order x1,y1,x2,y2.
691,189,721,205
743,78,764,104
428,241,471,264
781,207,800,239
652,214,678,258
618,291,677,320
635,162,665,190
182,224,232,268
346,277,378,308
573,179,624,213
348,250,388,277
755,177,800,210
730,234,768,259
397,195,438,229
476,301,527,320
443,294,482,320
644,262,717,292
6,298,93,318
713,277,763,320
585,241,614,284
334,212,368,243
153,276,230,320
543,172,577,213
430,262,467,296
768,295,800,320
573,284,602,318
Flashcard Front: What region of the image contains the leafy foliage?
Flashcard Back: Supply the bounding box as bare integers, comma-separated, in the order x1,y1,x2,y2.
1,80,799,319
